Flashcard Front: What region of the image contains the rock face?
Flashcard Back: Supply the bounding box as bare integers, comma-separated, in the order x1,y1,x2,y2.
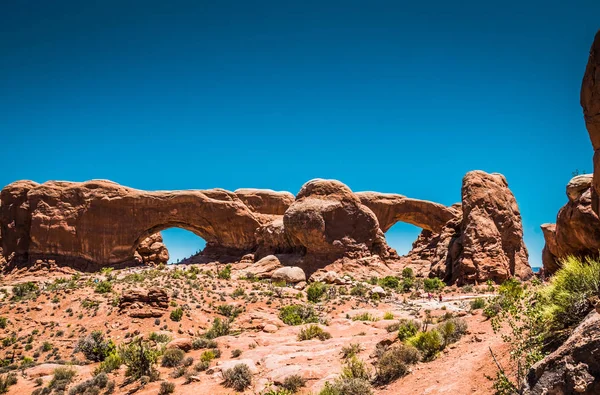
525,310,600,394
541,185,600,275
581,30,600,216
118,287,169,318
0,180,265,269
282,179,389,273
356,192,458,233
271,266,306,283
400,171,532,284
135,233,169,266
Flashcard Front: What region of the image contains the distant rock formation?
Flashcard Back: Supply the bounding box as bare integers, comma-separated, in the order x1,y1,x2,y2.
400,171,532,284
541,175,600,275
135,233,169,266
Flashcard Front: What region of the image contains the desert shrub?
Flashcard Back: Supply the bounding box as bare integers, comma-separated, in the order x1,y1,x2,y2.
297,325,332,341
319,357,373,395
378,276,400,290
231,349,242,358
437,318,467,346
0,318,7,330
217,264,232,280
383,312,394,320
341,356,371,381
95,351,122,374
540,255,600,331
352,312,377,321
119,338,159,380
158,381,175,395
217,304,243,318
470,297,486,310
306,282,328,303
170,307,183,322
0,373,17,394
350,284,368,297
407,330,443,361
397,319,420,341
402,267,414,279
341,343,362,359
423,277,445,292
94,280,112,294
279,304,318,326
161,348,185,367
77,330,115,362
68,372,110,395
375,344,421,384
222,363,252,391
12,282,38,299
149,332,172,343
50,367,76,391
204,317,230,339
281,374,306,392
192,337,217,350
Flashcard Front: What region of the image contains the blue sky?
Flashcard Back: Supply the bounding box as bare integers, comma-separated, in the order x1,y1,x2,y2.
2,1,599,266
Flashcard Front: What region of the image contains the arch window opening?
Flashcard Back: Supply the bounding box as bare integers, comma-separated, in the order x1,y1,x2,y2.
385,222,424,256
156,228,206,264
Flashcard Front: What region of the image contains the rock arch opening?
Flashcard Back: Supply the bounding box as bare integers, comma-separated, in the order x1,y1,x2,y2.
385,222,424,256
160,228,207,264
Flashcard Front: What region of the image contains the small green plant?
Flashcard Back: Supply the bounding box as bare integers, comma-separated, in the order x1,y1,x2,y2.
231,349,242,358
352,312,377,322
374,344,421,385
170,307,184,322
340,343,362,360
378,276,400,289
306,282,328,303
0,318,7,329
383,312,394,320
437,318,467,346
119,338,159,380
397,319,420,341
217,304,243,318
470,297,486,310
319,357,373,395
94,280,113,294
192,337,217,350
407,330,444,361
95,351,122,374
350,284,368,297
423,277,445,292
279,304,318,326
222,363,252,391
158,381,176,395
12,282,38,300
217,264,232,280
149,332,172,343
297,325,331,341
0,373,17,394
281,374,306,393
204,317,230,339
161,348,185,367
49,367,76,391
77,330,115,362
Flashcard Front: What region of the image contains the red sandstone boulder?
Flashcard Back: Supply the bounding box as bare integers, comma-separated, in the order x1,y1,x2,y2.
136,233,169,266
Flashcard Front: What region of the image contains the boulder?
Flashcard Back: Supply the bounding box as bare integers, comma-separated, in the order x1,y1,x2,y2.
567,174,593,202
119,287,169,318
271,266,306,283
136,233,169,265
244,255,283,279
525,311,600,394
166,338,193,352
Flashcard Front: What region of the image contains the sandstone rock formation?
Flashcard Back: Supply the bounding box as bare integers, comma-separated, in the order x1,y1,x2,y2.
581,30,600,216
135,233,169,266
541,183,600,275
271,266,306,283
400,171,532,284
356,192,458,233
525,310,600,394
118,287,169,318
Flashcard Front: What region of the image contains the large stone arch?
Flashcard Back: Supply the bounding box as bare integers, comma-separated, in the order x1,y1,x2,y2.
355,192,458,233
1,180,264,268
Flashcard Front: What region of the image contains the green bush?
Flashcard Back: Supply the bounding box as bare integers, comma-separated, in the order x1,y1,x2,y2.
95,351,122,374
306,282,328,303
50,367,76,391
279,304,318,326
67,372,111,395
340,343,362,360
318,357,373,395
204,317,230,339
540,255,600,331
402,267,414,279
297,325,332,341
470,297,486,310
397,319,420,341
0,373,17,394
0,318,7,330
217,264,232,280
231,349,242,358
375,344,421,384
161,348,185,367
158,381,175,395
192,338,217,350
119,338,159,380
149,332,172,343
12,282,38,299
423,277,445,292
170,307,184,322
222,363,252,391
77,330,115,362
437,318,467,346
407,330,443,361
94,280,113,294
217,304,243,318
352,312,377,322
350,284,368,297
281,374,306,392
378,276,400,290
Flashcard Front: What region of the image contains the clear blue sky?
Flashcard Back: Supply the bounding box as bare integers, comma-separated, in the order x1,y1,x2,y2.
2,1,598,266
